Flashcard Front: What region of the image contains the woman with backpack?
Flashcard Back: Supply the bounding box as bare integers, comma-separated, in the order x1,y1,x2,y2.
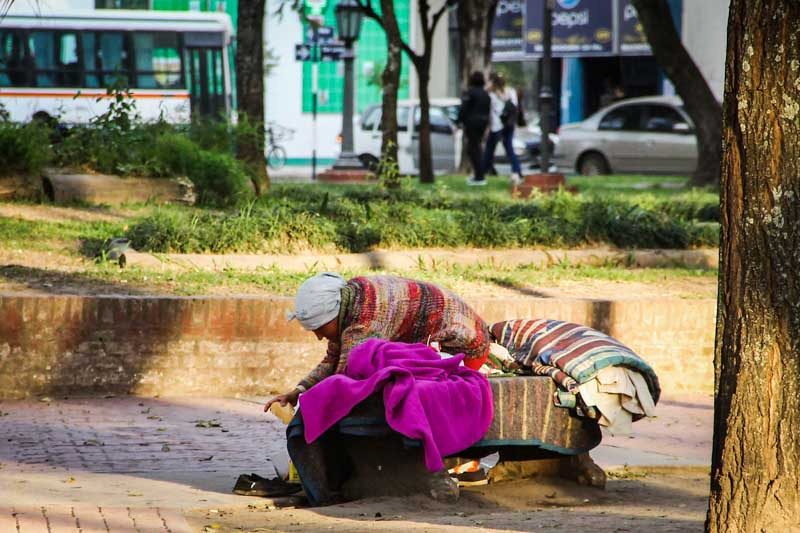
481,72,523,186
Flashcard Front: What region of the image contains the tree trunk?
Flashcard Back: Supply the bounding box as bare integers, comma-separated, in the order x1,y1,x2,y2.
706,1,800,531
456,1,497,173
632,0,721,187
417,65,434,184
235,0,269,194
379,0,402,166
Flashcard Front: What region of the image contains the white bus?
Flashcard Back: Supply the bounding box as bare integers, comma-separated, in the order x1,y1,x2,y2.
0,8,234,123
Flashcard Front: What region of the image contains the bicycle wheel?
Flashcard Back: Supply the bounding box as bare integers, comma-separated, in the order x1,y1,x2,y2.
267,146,287,170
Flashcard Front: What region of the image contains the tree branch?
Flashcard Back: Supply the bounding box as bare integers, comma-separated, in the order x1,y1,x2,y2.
354,0,385,30
355,0,420,63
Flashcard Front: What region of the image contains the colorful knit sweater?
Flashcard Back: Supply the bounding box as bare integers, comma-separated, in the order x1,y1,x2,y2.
297,276,491,391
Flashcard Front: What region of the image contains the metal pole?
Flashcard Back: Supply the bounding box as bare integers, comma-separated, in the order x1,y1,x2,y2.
539,0,554,173
332,40,361,168
311,24,319,180
341,41,355,156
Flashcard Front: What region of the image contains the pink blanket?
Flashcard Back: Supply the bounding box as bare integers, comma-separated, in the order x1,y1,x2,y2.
299,339,494,472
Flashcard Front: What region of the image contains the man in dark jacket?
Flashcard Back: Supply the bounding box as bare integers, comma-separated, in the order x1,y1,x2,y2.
457,71,491,186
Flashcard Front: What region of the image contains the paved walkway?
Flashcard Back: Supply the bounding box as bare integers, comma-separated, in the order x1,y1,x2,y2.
0,395,712,532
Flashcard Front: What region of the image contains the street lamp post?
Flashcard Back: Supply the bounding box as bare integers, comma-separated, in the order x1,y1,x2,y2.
333,0,364,170
539,0,555,172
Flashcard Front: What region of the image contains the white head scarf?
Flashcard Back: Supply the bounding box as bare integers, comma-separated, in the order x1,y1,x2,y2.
286,272,347,331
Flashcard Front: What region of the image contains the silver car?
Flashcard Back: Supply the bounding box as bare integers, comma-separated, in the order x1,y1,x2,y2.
555,96,698,176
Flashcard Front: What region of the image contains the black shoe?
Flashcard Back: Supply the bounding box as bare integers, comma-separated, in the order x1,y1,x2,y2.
233,473,302,497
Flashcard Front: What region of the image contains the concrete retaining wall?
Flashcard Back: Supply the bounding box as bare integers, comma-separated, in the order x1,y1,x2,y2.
0,293,716,399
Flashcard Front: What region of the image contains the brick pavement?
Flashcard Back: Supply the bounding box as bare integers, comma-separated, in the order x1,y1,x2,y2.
0,396,288,532
0,395,713,532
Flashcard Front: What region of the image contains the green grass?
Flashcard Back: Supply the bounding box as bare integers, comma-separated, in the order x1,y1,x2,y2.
0,216,126,254
0,174,720,257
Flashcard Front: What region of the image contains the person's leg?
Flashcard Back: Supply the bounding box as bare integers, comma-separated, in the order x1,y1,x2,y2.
466,127,483,179
481,130,500,180
502,127,522,175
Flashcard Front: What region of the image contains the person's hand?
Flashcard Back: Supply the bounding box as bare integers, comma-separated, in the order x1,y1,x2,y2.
263,389,300,412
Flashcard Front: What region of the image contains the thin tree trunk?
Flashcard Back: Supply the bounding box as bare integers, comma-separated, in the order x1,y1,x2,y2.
235,0,268,194
417,65,434,183
706,1,800,531
379,0,402,166
632,0,721,187
456,1,497,173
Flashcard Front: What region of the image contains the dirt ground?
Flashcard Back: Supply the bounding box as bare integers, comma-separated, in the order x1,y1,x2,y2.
185,469,710,533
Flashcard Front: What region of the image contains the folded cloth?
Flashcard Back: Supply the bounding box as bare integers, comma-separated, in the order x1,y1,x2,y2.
299,339,494,472
576,366,657,435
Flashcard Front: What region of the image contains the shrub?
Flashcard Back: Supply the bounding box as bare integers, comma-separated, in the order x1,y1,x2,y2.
0,121,52,176
126,183,720,254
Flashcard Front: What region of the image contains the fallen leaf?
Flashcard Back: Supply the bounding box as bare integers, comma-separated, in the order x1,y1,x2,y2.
161,444,171,452
128,492,143,497
83,439,103,446
39,397,52,403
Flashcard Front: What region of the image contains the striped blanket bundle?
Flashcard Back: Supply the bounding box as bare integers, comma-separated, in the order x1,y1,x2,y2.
490,319,661,427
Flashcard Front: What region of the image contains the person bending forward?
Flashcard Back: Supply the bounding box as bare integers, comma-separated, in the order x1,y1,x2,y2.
264,273,491,410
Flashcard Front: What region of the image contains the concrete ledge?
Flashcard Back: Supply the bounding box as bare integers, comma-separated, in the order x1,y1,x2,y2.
0,293,715,399
42,171,196,206
124,247,719,273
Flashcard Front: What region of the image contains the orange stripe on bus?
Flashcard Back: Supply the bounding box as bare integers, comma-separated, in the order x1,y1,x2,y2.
0,91,190,99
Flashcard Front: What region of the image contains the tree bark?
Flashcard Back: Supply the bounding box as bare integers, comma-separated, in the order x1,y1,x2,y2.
379,0,402,166
706,1,800,531
235,0,269,194
632,0,721,187
456,0,497,173
417,63,434,183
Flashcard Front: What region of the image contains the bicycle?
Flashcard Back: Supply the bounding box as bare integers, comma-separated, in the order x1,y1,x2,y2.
266,122,293,170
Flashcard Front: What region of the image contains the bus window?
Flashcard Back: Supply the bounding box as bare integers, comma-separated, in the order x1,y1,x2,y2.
0,30,27,87
133,33,181,89
59,33,80,87
98,32,128,86
29,31,56,87
82,32,100,88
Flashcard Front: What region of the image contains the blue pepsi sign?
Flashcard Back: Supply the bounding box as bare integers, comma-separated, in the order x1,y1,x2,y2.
524,0,614,56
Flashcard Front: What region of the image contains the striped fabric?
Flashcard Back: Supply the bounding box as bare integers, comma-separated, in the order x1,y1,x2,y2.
297,276,491,391
490,319,660,406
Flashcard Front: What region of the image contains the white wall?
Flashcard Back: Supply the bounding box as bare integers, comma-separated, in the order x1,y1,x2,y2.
264,2,343,161
409,0,451,99
681,0,729,102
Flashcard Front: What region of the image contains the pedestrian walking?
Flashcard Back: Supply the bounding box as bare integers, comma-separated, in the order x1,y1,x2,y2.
482,72,523,186
457,71,491,186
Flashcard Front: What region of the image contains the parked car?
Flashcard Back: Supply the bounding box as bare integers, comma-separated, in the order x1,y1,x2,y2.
554,95,698,176
354,99,462,174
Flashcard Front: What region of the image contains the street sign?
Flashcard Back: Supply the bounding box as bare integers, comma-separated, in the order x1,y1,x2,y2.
295,43,312,61
320,43,347,61
303,0,327,17
306,25,335,44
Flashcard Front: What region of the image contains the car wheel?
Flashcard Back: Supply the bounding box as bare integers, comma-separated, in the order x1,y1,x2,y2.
358,153,380,171
578,152,610,176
